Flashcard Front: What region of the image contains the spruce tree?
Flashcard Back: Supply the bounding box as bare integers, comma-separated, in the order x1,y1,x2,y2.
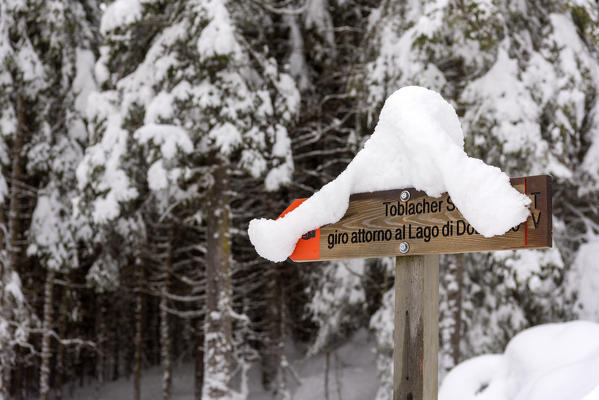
77,1,299,398
362,0,599,395
0,1,99,397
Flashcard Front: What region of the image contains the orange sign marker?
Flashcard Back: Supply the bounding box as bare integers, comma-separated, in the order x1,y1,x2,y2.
277,199,320,261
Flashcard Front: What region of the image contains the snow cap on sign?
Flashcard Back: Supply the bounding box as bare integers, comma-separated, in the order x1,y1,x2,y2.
249,86,531,262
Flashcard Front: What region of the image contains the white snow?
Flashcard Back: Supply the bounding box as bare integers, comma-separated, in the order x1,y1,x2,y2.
493,247,564,292
0,173,7,204
439,354,503,400
28,192,77,271
196,0,241,61
249,86,531,262
73,49,96,116
86,255,120,292
462,45,544,156
113,21,186,112
240,149,267,179
271,125,292,158
304,0,335,51
147,160,169,191
0,104,16,137
134,124,193,159
440,321,599,400
309,259,366,354
569,236,599,321
275,73,301,120
412,0,450,39
100,0,142,34
144,91,174,124
264,163,293,192
94,46,111,85
5,271,24,303
77,95,139,223
366,15,447,105
208,122,242,156
16,38,45,85
286,15,310,91
264,126,293,191
67,329,378,400
583,385,599,400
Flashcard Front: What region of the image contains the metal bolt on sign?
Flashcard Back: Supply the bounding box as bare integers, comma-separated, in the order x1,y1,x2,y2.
399,242,410,254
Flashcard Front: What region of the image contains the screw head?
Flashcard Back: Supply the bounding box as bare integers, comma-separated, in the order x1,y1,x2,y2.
399,242,410,254
400,190,410,202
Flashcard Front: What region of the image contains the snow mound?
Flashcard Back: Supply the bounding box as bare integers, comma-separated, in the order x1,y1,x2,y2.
440,321,599,400
249,86,531,262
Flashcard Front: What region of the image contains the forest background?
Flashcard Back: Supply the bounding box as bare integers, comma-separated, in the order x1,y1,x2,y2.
1,0,599,399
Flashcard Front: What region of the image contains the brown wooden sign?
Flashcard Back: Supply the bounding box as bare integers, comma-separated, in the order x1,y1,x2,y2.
281,175,551,262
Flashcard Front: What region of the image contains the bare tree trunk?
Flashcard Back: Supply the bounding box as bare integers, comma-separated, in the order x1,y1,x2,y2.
109,302,119,381
0,185,5,397
203,164,232,400
152,298,161,365
160,293,172,400
324,352,330,400
39,270,55,400
0,93,27,400
55,283,67,400
0,205,7,400
8,95,25,274
0,184,5,277
441,254,465,374
194,317,204,400
0,200,6,397
95,296,106,400
160,226,173,400
450,254,464,366
334,353,342,400
276,270,291,400
134,268,144,400
262,266,281,393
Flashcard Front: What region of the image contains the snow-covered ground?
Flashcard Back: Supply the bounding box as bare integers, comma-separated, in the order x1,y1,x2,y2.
69,330,379,400
64,321,599,400
440,321,599,400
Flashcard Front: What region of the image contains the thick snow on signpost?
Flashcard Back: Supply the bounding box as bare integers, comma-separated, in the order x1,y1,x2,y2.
249,86,531,262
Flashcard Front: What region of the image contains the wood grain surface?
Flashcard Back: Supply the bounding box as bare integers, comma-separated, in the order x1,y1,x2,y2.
289,175,551,262
394,255,439,400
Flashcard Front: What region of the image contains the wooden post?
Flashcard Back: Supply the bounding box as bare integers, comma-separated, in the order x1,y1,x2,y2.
394,255,439,400
270,176,551,397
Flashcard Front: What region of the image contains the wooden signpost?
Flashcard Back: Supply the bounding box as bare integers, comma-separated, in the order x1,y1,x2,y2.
281,175,551,261
281,175,552,400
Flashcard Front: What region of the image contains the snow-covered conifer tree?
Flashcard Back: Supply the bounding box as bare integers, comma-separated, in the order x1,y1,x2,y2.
0,1,98,397
77,1,299,398
362,0,599,396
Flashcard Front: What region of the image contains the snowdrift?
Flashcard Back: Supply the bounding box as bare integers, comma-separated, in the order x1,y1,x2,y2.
440,321,599,400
